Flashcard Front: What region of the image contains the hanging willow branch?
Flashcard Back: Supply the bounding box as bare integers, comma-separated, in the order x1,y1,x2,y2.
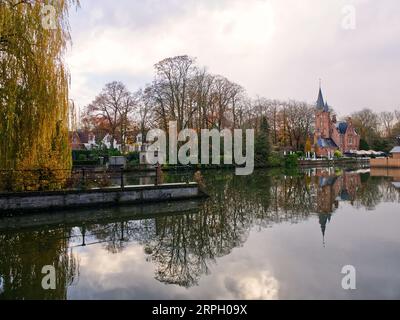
0,0,80,191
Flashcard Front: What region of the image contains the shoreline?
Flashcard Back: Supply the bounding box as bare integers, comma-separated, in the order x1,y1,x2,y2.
0,183,207,214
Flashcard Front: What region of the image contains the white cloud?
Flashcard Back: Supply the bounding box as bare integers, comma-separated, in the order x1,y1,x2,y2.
223,271,280,300
66,0,400,115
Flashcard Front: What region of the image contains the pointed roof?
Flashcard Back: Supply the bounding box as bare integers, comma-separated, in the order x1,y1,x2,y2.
317,138,338,149
316,85,329,112
317,88,325,109
336,122,348,134
319,214,331,247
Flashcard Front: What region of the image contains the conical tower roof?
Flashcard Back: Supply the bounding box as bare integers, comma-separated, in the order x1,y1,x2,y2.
316,85,329,112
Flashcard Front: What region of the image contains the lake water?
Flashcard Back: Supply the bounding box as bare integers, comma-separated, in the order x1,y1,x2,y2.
1,167,400,300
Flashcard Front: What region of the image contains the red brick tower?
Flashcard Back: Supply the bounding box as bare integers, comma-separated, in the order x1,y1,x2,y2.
314,86,331,143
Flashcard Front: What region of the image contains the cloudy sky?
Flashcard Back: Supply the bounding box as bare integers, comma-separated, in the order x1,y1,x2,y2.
66,0,400,117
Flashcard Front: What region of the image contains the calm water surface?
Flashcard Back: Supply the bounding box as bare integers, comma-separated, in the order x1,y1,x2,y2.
1,168,400,300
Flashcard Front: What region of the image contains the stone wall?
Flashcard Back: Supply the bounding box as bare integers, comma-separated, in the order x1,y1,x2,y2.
299,158,370,167
0,183,205,213
0,199,203,232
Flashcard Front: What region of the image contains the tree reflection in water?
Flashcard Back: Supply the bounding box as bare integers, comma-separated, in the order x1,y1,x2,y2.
0,227,79,300
0,168,399,297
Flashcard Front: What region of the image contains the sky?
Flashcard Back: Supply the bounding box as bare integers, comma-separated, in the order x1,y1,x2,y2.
66,0,400,118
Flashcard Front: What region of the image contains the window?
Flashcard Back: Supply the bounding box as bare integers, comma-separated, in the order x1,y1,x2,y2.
348,137,353,145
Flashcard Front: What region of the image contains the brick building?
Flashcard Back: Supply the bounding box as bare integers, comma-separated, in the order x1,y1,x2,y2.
313,86,360,157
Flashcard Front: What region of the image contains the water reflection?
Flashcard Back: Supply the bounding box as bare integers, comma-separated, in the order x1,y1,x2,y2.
0,227,79,300
0,168,400,299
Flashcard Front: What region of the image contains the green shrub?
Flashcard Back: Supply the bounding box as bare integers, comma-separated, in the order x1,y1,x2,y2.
72,150,92,161
296,151,305,158
285,154,299,168
334,150,343,158
254,117,271,165
78,154,87,161
268,152,284,167
108,148,122,157
127,151,140,165
360,139,369,150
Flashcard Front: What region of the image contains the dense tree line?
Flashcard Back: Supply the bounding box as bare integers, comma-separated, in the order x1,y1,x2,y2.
83,55,399,155
351,109,400,152
83,55,317,157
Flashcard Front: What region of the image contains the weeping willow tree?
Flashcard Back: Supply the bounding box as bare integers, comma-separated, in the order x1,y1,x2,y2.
0,0,79,191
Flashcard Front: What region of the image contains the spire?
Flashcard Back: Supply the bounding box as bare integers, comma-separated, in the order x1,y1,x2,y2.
316,84,325,110
321,222,326,247
324,101,329,112
316,80,329,112
319,214,331,248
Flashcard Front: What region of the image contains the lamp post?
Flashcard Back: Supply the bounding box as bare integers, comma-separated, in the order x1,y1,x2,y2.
155,147,161,186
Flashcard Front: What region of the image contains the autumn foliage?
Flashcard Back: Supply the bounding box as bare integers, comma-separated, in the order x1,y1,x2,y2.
0,0,79,190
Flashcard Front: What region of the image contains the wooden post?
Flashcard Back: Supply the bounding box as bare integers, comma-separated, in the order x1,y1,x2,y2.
155,164,161,186
120,168,124,190
81,168,85,189
81,225,86,247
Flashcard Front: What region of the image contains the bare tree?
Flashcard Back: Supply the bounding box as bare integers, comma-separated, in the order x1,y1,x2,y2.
153,55,197,132
85,81,133,150
144,56,247,133
136,88,153,140
284,101,314,150
191,69,215,129
379,111,395,137
395,110,400,122
352,108,379,143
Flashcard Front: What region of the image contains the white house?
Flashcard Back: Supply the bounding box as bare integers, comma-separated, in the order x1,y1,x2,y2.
83,133,98,150
101,133,121,151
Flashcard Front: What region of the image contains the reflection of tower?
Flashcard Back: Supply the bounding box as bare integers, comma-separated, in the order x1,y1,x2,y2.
319,213,332,247
316,173,338,214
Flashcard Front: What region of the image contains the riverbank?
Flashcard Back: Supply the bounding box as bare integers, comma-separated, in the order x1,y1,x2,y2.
0,199,203,232
0,183,207,214
299,158,370,168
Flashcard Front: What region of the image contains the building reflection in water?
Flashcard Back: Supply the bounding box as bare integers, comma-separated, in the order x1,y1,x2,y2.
371,168,400,189
0,168,399,298
307,168,362,246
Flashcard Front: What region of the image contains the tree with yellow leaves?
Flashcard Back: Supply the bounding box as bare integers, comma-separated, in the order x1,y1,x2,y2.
0,0,79,191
